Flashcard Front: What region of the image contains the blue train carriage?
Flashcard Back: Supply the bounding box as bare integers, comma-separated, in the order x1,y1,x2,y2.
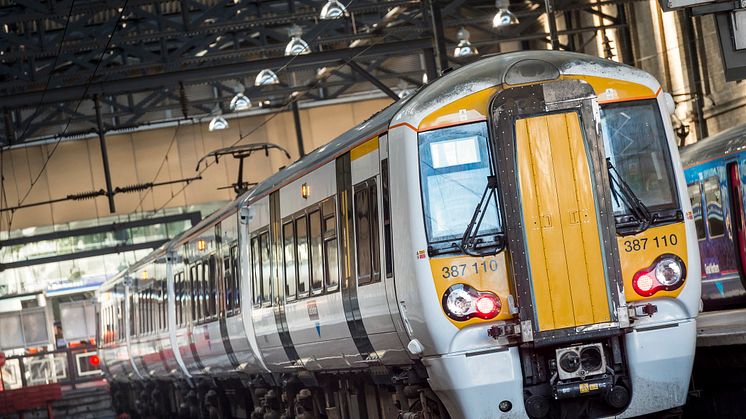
681,126,746,309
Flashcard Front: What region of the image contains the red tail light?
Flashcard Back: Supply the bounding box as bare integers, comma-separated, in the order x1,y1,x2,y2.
632,254,686,297
88,355,100,367
475,295,500,318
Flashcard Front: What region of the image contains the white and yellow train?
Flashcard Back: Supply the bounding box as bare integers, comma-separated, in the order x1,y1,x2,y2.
97,51,700,418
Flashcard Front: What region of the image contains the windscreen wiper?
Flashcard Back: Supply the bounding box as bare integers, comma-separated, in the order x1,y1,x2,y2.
606,158,653,236
458,175,505,257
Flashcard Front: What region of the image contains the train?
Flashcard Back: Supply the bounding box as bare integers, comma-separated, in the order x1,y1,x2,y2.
681,126,746,310
97,50,701,419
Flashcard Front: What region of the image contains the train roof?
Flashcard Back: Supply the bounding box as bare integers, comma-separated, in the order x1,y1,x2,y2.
679,124,746,168
397,50,660,124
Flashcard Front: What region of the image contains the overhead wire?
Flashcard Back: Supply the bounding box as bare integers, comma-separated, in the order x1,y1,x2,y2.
135,0,359,216
12,0,77,146
6,0,131,218
147,20,405,218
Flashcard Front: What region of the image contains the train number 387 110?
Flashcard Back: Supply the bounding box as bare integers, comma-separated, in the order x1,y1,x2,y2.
623,234,678,253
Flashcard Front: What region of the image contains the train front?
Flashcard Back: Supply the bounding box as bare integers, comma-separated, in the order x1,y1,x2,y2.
387,51,700,418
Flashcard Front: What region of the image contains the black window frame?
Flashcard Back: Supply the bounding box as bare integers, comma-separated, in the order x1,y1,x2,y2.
354,178,381,286
599,99,681,220
416,121,502,251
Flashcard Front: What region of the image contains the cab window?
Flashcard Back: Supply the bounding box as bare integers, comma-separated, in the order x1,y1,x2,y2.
600,100,678,216
418,121,500,245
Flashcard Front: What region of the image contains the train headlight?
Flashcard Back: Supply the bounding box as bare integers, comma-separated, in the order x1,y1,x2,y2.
632,254,686,297
442,284,501,321
446,287,474,318
654,257,683,286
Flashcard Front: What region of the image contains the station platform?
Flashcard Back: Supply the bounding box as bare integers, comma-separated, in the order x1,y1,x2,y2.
697,308,746,347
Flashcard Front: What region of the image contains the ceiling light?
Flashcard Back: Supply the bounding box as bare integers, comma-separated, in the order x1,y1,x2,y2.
209,116,228,131
285,25,311,56
320,0,347,19
230,93,251,111
255,69,280,86
208,105,228,131
493,0,519,28
454,27,478,57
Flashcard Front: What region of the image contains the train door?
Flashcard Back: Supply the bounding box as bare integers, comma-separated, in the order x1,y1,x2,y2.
351,136,410,365
727,163,746,279
492,79,624,343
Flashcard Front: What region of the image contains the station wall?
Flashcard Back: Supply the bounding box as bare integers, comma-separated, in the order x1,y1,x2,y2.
0,97,392,231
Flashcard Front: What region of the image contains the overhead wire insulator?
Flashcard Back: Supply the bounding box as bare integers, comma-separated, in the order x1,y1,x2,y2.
67,189,106,201
114,183,154,194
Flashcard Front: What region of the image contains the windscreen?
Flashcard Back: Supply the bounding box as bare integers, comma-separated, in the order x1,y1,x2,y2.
600,99,678,215
418,121,500,244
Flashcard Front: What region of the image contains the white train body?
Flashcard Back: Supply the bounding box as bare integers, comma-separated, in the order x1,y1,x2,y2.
97,51,700,419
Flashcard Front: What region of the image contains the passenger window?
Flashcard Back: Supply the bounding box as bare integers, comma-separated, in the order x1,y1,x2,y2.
688,183,706,240
231,245,240,310
260,232,272,305
195,263,202,319
190,265,197,321
296,217,310,297
704,177,725,237
283,221,297,300
382,159,394,278
354,179,381,285
129,295,135,337
251,236,261,306
323,198,339,290
209,255,217,317
310,210,324,293
355,186,372,284
224,255,233,313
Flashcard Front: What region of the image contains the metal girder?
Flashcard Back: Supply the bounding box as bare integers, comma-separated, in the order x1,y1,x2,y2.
0,0,643,146
1,39,432,108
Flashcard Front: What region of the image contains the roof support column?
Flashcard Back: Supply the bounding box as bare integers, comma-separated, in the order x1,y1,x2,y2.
94,95,116,213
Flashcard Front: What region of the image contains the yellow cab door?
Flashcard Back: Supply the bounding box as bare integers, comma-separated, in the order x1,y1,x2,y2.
492,78,624,342
515,112,610,331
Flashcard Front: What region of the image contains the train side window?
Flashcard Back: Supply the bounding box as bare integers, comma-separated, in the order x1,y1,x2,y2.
174,273,181,326
310,210,324,293
688,182,706,240
190,265,197,321
224,254,233,313
323,198,339,291
296,216,310,298
370,182,381,282
283,221,297,300
251,236,261,306
382,159,394,278
197,262,205,320
355,185,372,284
209,255,217,317
231,245,240,311
202,261,210,318
260,231,272,305
704,176,725,237
354,179,381,285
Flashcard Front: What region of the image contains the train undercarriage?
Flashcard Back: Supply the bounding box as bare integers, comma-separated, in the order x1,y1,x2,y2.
110,364,448,419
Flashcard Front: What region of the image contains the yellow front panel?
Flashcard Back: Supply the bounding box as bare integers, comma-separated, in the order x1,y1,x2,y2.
430,253,514,328
516,112,611,331
618,222,688,301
